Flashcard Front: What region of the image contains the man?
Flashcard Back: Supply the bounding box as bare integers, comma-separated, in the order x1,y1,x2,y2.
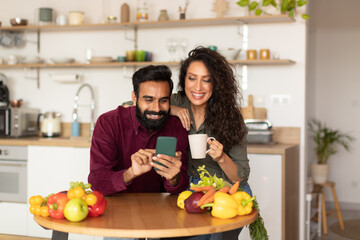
88,65,189,195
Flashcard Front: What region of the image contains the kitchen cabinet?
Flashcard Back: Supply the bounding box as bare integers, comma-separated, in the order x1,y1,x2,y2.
0,15,295,70
239,145,300,240
0,202,27,235
27,145,101,240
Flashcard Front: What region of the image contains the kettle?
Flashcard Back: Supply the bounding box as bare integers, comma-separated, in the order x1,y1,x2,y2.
38,112,62,137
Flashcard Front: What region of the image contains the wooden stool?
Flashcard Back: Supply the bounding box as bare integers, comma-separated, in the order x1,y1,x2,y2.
314,181,345,234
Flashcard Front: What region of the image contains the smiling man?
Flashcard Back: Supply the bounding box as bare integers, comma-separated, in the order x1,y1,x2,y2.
88,65,189,196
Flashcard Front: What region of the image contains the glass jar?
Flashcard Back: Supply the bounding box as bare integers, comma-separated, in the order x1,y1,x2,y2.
137,0,148,21
158,9,169,21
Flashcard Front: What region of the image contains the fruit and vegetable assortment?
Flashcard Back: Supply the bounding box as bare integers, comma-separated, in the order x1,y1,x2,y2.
177,165,269,240
29,181,107,222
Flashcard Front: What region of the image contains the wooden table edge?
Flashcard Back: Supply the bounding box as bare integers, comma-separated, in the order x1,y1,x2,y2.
33,209,258,238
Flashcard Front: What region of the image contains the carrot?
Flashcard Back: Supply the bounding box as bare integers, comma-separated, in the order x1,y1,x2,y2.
217,186,230,193
197,187,216,206
190,186,214,192
229,181,240,195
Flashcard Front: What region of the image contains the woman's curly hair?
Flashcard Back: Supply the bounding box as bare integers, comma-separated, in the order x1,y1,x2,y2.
178,46,247,151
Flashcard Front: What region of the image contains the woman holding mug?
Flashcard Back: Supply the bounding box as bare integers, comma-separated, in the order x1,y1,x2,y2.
171,47,251,197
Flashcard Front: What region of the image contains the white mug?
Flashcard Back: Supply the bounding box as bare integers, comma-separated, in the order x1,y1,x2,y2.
7,55,18,65
188,134,215,159
56,15,67,25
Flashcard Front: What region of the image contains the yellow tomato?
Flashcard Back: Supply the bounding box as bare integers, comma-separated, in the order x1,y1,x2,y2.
73,186,86,199
85,193,97,206
67,188,75,199
35,206,42,216
29,205,37,214
29,195,44,206
40,206,49,217
177,191,193,209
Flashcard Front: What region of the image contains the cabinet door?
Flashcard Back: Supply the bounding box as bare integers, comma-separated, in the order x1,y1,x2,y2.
27,146,97,240
239,154,282,240
0,202,27,235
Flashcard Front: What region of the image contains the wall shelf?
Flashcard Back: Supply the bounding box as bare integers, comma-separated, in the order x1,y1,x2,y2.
0,15,294,32
0,59,295,69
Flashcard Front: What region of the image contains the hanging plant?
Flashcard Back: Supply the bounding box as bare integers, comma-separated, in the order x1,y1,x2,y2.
237,0,310,20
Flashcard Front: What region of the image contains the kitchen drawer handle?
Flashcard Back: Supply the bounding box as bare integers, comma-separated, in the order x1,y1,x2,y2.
0,161,27,167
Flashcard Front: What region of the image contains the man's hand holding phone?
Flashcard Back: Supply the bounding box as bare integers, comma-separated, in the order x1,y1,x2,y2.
152,136,181,186
152,151,182,186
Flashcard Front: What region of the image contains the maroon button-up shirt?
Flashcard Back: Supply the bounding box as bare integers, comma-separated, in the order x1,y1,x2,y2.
88,106,189,196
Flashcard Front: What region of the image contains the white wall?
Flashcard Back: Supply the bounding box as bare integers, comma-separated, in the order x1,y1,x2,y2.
0,0,308,238
308,0,360,208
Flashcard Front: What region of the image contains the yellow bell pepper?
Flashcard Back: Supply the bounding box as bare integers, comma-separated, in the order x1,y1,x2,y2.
201,192,238,219
177,191,193,209
231,191,256,215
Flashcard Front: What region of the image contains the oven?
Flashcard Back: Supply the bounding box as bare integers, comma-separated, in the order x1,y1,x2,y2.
0,145,27,203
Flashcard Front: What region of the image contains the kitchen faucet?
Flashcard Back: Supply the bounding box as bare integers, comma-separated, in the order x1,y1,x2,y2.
73,83,95,139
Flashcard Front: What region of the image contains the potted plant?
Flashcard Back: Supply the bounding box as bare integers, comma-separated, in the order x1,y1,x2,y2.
308,119,355,184
236,0,310,19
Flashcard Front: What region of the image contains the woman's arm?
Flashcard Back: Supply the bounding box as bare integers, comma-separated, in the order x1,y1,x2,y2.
170,105,191,131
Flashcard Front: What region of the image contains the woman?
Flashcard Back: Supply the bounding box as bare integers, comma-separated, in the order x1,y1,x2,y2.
171,46,252,195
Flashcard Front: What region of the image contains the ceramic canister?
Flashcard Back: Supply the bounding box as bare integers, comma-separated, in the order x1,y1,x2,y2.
69,11,84,25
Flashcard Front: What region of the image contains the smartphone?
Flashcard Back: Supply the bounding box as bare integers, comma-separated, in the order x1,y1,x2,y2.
154,136,177,170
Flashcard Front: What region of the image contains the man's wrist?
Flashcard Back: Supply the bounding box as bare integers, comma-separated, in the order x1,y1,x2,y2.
123,167,136,183
167,174,180,186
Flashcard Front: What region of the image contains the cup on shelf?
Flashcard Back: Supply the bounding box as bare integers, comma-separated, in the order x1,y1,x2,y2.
126,50,135,61
260,49,270,60
247,49,257,60
117,56,126,62
145,51,152,61
135,50,146,62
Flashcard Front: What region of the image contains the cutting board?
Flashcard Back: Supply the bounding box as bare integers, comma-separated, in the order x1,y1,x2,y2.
241,95,267,120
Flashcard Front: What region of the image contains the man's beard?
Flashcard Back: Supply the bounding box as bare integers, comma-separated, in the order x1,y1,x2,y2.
136,105,170,131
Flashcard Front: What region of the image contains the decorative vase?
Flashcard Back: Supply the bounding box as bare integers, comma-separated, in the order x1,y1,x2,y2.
121,3,130,23
311,164,329,184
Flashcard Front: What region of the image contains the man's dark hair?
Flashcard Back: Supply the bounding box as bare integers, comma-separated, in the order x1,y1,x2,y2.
132,65,173,98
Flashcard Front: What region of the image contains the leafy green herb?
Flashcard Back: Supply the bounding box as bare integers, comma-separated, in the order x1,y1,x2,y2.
190,165,225,190
249,199,269,240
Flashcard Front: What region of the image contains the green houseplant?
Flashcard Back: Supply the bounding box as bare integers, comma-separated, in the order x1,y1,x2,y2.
237,0,310,19
308,119,355,183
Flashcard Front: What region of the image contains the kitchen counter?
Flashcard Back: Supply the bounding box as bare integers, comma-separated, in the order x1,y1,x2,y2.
0,137,297,153
0,137,91,148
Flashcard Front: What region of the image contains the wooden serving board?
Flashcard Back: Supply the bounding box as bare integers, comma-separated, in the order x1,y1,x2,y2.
241,95,267,120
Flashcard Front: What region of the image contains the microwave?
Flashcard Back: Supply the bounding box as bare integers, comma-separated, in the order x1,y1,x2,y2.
0,107,40,137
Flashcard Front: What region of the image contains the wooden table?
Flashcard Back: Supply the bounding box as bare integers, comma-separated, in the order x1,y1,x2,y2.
34,193,258,240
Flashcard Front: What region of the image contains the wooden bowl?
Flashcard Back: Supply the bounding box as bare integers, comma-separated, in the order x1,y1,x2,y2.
10,18,28,26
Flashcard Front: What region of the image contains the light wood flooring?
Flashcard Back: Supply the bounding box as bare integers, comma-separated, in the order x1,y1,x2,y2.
0,235,49,240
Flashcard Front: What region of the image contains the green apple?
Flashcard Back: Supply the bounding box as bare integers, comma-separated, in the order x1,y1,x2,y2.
64,198,89,222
